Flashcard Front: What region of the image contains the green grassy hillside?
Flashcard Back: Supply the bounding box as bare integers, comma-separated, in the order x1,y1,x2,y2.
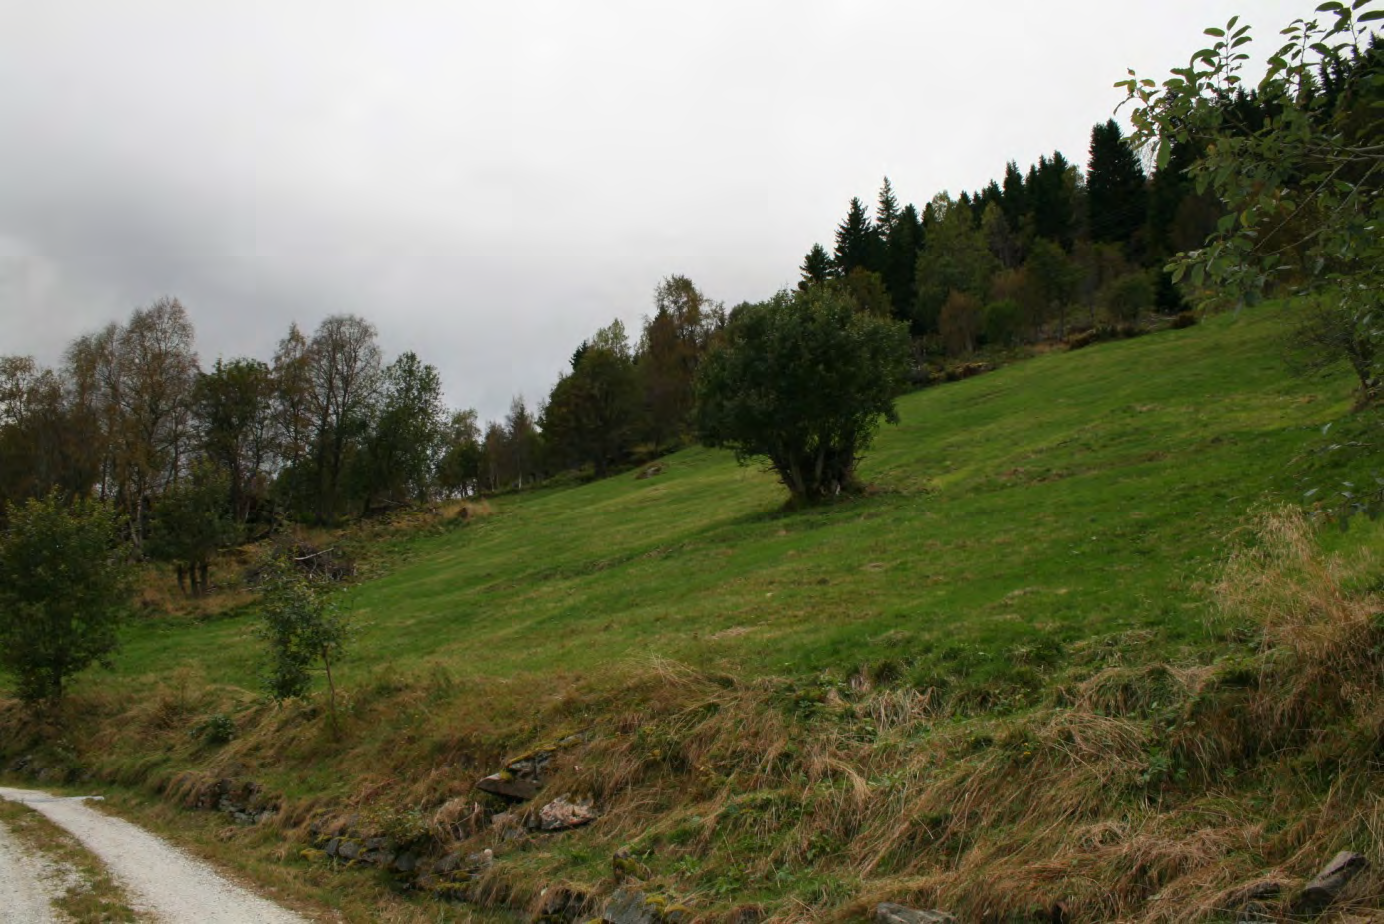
118,306,1351,694
5,304,1382,924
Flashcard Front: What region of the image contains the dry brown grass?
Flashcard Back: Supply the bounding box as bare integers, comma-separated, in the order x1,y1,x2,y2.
2,509,1381,923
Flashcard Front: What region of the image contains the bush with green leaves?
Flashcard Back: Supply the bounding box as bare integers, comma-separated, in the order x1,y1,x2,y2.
1120,1,1384,516
0,491,134,706
1119,2,1383,388
695,286,912,504
190,712,236,745
147,462,239,597
256,552,353,726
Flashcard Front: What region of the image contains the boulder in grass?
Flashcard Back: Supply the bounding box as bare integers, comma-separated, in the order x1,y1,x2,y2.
875,903,956,924
535,795,598,831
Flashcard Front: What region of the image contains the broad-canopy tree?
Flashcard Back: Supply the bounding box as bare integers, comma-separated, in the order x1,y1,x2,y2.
147,462,238,597
359,351,447,508
193,357,275,524
695,286,912,504
0,491,135,706
543,321,642,478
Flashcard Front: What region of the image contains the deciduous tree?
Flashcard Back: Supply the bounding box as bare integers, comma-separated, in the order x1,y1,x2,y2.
0,491,134,706
695,286,911,504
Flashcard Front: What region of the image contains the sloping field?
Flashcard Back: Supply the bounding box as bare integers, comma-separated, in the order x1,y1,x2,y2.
116,305,1355,694
7,305,1382,923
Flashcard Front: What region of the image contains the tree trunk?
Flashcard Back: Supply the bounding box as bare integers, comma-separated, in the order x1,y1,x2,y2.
322,649,339,736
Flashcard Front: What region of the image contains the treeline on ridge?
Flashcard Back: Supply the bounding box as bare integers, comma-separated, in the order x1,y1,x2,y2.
4,38,1380,588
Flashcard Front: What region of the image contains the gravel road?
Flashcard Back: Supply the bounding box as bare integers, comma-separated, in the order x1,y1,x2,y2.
0,814,60,923
0,787,309,923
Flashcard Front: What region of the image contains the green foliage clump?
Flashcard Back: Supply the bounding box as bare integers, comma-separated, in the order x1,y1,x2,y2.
0,491,134,705
190,712,236,745
255,553,353,725
147,462,239,597
695,286,912,504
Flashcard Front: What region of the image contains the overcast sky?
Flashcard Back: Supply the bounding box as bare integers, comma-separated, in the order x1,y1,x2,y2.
0,1,1307,421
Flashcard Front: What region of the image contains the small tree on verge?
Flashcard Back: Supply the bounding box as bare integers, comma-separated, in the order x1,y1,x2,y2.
0,491,134,706
1118,2,1384,396
695,287,911,504
256,552,352,730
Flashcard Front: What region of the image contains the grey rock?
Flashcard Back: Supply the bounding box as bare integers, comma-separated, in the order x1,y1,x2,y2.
394,852,419,873
491,810,527,842
597,889,690,924
466,848,494,872
324,837,341,858
478,772,542,801
875,903,956,924
336,839,361,861
1297,851,1368,912
433,852,463,874
508,751,553,778
602,889,656,924
537,885,592,922
536,795,598,832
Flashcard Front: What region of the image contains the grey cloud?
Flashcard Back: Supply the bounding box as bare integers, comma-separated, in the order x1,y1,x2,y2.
0,0,1308,421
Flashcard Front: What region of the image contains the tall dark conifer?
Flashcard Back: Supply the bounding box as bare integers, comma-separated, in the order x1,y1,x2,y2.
1001,161,1027,232
834,197,878,276
876,178,900,241
1086,119,1148,247
798,244,836,289
882,204,923,320
1028,152,1079,251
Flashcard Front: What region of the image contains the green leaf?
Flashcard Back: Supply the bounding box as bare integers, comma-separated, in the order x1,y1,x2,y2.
1316,1,1344,11
1157,137,1171,172
1359,9,1384,20
1204,26,1226,36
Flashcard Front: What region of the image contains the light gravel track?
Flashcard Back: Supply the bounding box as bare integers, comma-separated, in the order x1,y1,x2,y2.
0,814,59,923
0,787,309,924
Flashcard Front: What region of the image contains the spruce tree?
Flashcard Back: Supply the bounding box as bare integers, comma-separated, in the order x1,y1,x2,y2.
1028,152,1079,251
833,197,878,276
1001,161,1027,232
882,204,923,319
1086,119,1148,247
799,244,836,289
875,178,900,242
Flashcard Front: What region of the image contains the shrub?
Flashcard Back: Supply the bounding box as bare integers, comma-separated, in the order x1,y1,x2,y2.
695,287,911,504
0,491,134,706
190,713,237,745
